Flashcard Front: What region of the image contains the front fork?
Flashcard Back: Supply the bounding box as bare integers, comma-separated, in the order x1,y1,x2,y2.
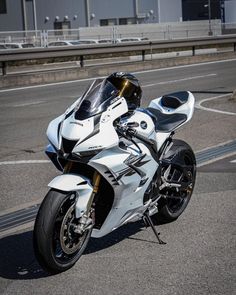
64,162,101,216
86,171,101,216
76,171,101,233
63,163,102,233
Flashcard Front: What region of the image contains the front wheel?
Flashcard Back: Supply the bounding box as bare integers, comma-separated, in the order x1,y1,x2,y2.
33,189,92,274
157,139,196,223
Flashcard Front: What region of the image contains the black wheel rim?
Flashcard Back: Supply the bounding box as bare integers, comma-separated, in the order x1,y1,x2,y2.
52,194,91,265
164,152,195,215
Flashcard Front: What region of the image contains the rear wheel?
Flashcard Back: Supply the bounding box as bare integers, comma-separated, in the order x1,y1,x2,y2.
157,139,196,222
33,189,92,274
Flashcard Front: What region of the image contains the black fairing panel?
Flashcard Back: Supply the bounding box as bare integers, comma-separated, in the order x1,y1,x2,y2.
61,137,78,154
162,139,196,166
45,144,63,171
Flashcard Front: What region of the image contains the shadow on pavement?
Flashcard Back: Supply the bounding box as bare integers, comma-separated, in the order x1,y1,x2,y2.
0,219,165,280
0,231,47,280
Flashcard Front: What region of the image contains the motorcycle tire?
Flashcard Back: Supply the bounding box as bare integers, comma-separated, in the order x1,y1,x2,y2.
33,189,92,274
157,139,196,223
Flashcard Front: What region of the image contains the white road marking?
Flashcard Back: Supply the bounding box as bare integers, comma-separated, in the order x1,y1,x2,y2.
0,160,50,166
195,94,236,116
230,159,236,163
142,73,217,88
197,151,236,167
12,101,44,107
133,58,236,75
195,139,236,154
0,58,235,93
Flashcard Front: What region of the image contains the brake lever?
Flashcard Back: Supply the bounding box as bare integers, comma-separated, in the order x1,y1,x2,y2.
116,125,142,152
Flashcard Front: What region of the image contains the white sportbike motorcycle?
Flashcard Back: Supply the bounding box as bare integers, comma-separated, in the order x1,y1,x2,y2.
34,73,196,274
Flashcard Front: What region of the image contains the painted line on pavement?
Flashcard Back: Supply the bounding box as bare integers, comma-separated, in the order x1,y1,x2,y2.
142,73,217,88
133,58,236,75
230,159,236,163
0,160,50,166
12,101,44,107
195,94,236,116
0,58,235,93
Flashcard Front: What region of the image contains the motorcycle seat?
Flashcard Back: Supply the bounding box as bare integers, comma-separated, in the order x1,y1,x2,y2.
140,108,187,132
161,91,189,109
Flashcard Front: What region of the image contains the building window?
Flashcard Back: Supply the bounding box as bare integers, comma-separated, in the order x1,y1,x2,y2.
54,21,71,34
0,0,7,14
119,18,136,25
182,0,221,21
100,18,117,26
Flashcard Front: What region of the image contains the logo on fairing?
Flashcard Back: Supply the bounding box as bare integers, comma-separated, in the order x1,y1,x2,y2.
88,145,102,150
140,121,148,129
70,122,83,127
110,97,120,105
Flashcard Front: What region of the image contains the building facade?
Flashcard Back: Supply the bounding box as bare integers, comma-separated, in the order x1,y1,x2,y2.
0,0,182,31
0,0,235,32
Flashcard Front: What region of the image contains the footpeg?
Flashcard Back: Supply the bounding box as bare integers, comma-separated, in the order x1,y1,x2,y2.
143,212,166,245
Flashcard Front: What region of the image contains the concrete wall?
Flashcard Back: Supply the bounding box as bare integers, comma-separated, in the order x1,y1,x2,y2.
0,0,183,32
136,0,159,23
225,0,236,23
0,0,24,31
90,0,134,25
35,0,84,30
159,0,182,23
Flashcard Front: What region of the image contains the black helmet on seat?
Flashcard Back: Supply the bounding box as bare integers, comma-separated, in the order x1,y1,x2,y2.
107,72,142,111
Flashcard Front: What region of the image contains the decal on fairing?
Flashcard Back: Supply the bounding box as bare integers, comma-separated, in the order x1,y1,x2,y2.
115,154,151,183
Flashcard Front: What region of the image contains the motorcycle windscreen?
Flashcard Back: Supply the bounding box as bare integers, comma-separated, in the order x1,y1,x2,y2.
74,79,119,120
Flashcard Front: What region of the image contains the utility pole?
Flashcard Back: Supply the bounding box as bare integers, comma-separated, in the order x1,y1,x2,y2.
208,0,213,35
22,0,27,32
157,0,161,23
134,0,139,24
85,0,90,27
32,0,38,31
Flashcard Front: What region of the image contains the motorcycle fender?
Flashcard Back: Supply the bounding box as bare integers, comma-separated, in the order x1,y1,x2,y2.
48,174,93,218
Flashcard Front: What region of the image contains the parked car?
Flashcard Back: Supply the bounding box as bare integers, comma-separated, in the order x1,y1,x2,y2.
0,42,35,49
0,44,7,50
98,39,113,44
48,40,81,47
116,37,148,43
77,39,99,45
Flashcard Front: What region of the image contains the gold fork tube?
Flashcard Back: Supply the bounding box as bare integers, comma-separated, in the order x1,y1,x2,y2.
85,171,101,216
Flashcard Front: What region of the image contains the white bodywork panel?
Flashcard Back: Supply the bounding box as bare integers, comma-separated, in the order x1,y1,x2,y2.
48,174,93,218
149,91,195,124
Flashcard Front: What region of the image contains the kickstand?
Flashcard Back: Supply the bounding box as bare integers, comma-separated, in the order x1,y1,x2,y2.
143,212,166,245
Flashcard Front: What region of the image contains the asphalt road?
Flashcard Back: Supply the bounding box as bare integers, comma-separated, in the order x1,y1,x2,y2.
0,59,236,295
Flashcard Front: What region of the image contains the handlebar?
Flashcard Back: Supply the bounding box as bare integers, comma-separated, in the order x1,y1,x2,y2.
116,124,155,147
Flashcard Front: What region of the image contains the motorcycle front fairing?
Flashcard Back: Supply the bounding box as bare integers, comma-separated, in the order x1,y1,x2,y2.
46,79,132,221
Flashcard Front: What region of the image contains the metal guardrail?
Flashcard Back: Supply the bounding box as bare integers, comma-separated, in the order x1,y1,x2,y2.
0,35,236,76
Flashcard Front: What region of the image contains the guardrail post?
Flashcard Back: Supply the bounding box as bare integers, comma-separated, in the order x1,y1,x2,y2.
142,50,145,61
149,42,153,60
192,46,195,56
1,62,7,76
80,55,84,67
